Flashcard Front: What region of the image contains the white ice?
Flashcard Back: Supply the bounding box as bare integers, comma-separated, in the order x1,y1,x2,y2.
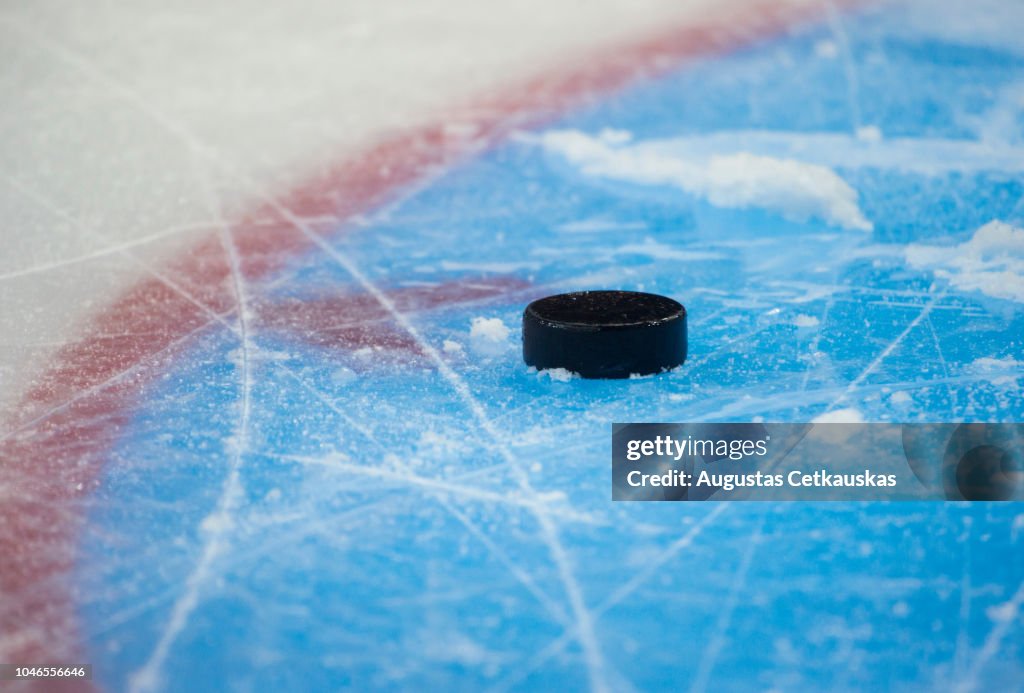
537,129,874,231
0,0,775,418
906,221,1024,303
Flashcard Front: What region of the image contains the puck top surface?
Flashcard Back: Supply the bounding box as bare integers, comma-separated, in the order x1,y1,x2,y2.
525,290,684,330
522,290,687,378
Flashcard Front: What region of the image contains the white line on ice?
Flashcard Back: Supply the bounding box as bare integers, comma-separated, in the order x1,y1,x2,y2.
954,578,1024,693
129,159,255,693
0,221,221,282
490,504,728,693
690,510,765,693
823,292,943,413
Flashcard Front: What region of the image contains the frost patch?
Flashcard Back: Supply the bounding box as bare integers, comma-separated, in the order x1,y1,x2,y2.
814,39,839,58
535,367,576,382
986,599,1019,623
199,512,233,534
330,367,357,385
812,408,866,424
469,317,510,356
1013,514,1024,541
555,217,646,233
793,314,820,328
538,129,872,231
417,430,468,456
442,339,464,355
967,355,1023,386
614,238,722,262
906,221,1024,302
855,125,884,143
889,391,912,405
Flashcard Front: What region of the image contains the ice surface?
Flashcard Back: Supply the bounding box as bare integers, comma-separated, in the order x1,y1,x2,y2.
2,0,1024,691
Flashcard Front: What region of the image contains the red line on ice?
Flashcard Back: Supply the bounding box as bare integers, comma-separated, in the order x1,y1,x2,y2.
0,1,868,689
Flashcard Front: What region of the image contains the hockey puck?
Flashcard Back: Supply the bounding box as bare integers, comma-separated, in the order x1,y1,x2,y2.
522,290,687,379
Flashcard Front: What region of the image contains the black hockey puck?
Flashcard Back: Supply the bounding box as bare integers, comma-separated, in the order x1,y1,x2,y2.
522,290,687,379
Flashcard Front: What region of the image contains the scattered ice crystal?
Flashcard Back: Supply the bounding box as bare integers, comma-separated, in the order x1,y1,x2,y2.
814,39,839,58
537,367,575,382
889,391,912,404
855,125,884,143
793,314,820,328
469,317,511,356
811,408,866,424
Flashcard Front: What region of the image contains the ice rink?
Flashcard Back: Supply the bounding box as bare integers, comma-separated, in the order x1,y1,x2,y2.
2,0,1023,690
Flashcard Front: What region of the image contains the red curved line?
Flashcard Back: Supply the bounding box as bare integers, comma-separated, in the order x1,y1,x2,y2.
0,1,868,688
